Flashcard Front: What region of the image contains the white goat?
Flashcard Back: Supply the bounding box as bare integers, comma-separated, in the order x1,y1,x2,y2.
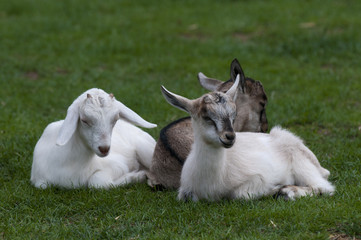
31,88,157,189
146,59,268,190
160,76,335,201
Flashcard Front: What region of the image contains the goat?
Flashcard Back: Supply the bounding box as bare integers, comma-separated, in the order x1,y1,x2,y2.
146,59,268,189
160,75,335,201
31,88,157,189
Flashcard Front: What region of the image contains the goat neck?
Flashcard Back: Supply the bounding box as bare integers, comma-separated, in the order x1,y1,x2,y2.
189,117,227,173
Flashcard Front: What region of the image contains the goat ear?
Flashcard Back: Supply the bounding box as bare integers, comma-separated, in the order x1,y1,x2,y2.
230,59,245,80
56,101,80,146
226,74,241,102
198,72,223,91
230,59,246,90
116,100,157,129
161,86,192,114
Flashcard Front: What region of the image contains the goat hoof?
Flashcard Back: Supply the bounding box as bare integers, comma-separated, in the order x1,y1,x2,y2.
152,184,167,191
179,191,197,202
273,188,293,201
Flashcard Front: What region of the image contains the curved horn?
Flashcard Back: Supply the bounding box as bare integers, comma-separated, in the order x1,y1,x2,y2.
226,74,241,102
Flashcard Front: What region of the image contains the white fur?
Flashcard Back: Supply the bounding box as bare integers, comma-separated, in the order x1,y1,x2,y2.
31,88,157,189
161,75,335,201
179,126,335,201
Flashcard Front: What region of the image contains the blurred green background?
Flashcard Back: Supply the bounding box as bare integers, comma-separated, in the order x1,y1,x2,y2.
0,0,360,239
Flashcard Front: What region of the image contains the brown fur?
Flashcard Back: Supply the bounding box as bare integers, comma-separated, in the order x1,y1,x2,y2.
147,59,268,189
146,117,193,189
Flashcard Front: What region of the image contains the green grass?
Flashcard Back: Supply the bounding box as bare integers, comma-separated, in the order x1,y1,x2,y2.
0,0,360,239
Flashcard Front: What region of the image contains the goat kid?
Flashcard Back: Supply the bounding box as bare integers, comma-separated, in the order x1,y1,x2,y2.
147,59,268,189
160,75,335,201
31,88,157,189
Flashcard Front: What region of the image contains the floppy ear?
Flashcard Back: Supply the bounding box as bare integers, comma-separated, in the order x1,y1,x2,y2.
198,72,223,91
115,100,157,128
161,86,192,114
226,74,241,102
56,99,81,146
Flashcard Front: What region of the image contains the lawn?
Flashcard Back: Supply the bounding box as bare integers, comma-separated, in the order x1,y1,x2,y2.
0,0,360,239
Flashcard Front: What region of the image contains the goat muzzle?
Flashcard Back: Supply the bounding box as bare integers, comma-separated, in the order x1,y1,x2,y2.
220,132,235,148
98,145,110,156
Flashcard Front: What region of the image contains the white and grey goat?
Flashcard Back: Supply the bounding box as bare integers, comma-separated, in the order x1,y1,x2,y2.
147,59,268,189
31,88,157,189
160,75,335,201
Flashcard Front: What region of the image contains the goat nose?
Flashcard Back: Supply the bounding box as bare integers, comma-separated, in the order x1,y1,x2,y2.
98,146,110,155
225,132,235,141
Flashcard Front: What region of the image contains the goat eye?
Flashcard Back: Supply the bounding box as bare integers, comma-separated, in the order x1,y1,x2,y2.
81,119,90,126
203,116,214,124
203,116,211,121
